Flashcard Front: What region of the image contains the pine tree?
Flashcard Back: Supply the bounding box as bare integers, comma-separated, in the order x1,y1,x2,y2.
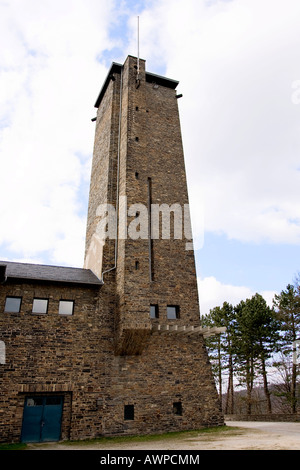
273,284,300,412
233,299,258,415
202,302,236,412
233,294,279,414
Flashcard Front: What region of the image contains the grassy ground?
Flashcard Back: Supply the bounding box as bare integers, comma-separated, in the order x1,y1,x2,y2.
0,425,240,450
0,442,28,451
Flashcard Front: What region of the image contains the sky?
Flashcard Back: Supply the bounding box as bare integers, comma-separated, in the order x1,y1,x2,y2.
1,0,300,315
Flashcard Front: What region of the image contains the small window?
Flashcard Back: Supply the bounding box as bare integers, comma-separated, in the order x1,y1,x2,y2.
167,305,180,319
173,402,182,416
0,341,5,365
150,304,159,319
135,171,139,179
135,106,139,111
46,396,62,406
135,136,139,142
32,298,48,314
4,296,22,313
26,397,43,407
124,404,134,420
59,300,74,316
135,260,139,270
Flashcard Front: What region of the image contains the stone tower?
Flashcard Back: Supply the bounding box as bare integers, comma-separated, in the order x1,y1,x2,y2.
84,55,224,432
0,55,223,443
85,55,201,352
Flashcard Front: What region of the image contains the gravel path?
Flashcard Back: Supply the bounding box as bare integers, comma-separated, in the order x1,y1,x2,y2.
27,421,300,450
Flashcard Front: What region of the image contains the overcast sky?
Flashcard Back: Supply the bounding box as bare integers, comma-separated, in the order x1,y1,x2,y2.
1,0,300,314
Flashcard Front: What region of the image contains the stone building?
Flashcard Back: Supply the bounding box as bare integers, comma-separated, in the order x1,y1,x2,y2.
0,55,224,443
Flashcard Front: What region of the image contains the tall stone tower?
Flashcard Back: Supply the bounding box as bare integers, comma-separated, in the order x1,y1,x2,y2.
84,55,224,432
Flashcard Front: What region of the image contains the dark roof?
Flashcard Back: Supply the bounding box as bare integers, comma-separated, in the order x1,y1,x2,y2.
94,62,122,108
0,261,102,287
145,71,179,89
94,60,179,108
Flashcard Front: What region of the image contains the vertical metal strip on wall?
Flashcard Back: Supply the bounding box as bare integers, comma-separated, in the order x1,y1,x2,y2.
101,67,123,281
147,177,153,282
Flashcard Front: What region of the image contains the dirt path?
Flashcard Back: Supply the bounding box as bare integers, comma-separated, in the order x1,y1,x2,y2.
27,421,300,450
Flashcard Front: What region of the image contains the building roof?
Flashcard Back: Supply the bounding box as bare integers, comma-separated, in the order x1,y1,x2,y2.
0,261,102,287
94,59,179,108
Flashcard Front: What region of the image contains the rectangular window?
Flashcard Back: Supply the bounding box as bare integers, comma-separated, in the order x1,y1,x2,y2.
4,296,22,313
46,396,63,406
26,397,43,407
32,298,48,314
173,402,182,416
0,341,5,365
167,305,180,319
58,300,74,316
150,304,159,319
124,404,134,420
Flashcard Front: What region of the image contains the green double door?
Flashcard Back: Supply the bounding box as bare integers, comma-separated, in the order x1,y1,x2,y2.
21,396,63,443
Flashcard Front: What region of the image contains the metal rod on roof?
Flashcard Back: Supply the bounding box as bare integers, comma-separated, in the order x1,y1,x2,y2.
137,16,140,79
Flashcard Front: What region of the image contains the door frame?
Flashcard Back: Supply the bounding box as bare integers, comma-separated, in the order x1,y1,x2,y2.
21,394,64,443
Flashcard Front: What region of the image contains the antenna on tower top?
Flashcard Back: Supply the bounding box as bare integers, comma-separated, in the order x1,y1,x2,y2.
137,16,140,81
135,16,141,87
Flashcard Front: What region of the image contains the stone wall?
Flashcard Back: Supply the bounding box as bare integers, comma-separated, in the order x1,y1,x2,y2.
0,281,103,442
0,55,224,443
226,414,300,422
90,55,203,355
0,277,223,442
102,327,223,436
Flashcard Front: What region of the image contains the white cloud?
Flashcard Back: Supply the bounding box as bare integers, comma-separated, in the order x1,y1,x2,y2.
198,275,276,315
0,0,117,266
2,0,300,272
133,0,300,245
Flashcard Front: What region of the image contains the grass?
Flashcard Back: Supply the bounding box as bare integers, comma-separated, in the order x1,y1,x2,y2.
55,425,239,447
0,425,242,450
0,442,28,451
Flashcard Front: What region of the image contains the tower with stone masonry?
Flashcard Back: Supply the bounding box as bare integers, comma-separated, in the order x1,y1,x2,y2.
84,55,224,432
85,55,203,355
0,55,224,443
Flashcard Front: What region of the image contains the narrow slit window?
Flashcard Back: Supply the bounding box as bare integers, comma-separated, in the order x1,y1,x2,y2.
150,304,159,319
135,260,139,270
135,171,139,179
135,136,139,142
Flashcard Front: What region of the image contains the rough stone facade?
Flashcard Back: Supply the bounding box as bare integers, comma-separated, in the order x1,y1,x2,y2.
0,55,223,443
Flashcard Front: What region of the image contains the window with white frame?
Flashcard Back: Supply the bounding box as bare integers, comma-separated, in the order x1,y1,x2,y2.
32,298,48,314
58,300,74,316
